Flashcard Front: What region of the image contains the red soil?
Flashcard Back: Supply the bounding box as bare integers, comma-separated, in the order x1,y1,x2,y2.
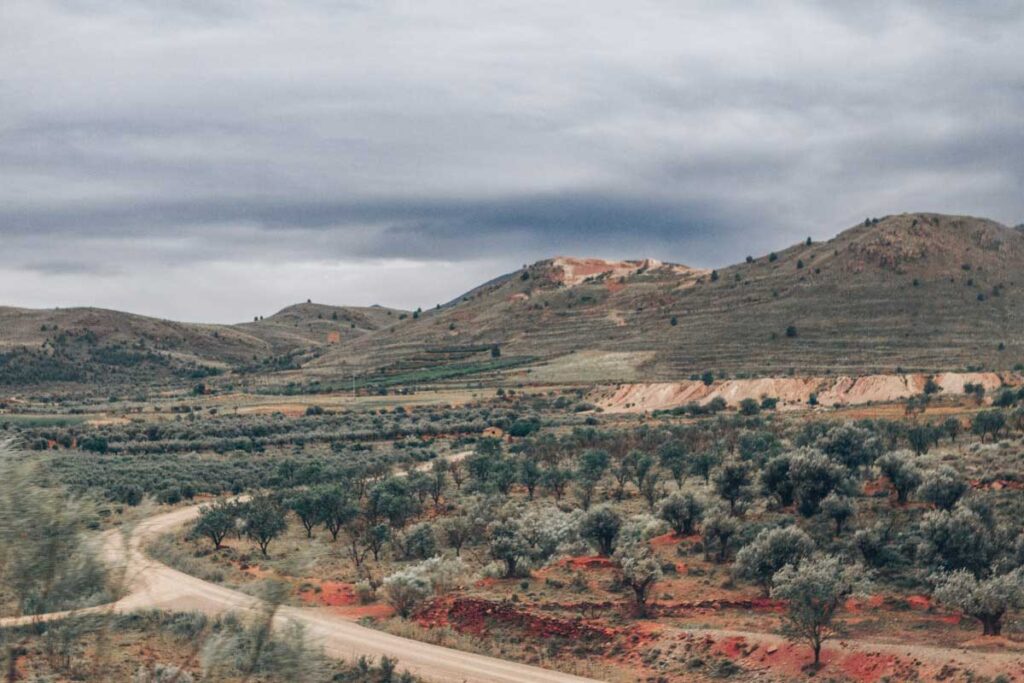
416,597,618,642
658,597,785,615
971,479,1024,491
649,531,699,547
838,651,899,682
334,603,394,620
298,581,356,607
906,594,931,610
707,633,903,682
557,555,615,570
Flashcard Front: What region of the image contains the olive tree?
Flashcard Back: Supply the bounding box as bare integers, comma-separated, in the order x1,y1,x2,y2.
760,454,794,508
613,542,663,617
712,459,752,515
917,466,968,511
972,410,1005,442
820,493,855,536
439,515,474,557
876,451,922,505
734,526,815,595
658,441,688,487
487,518,531,578
917,506,996,577
702,507,740,563
580,505,622,556
286,489,321,538
190,499,238,550
315,486,358,542
657,492,704,536
771,555,865,667
932,569,1024,636
243,496,288,557
788,449,849,517
816,423,881,472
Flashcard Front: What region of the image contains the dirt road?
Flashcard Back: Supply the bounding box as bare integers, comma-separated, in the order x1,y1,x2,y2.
0,447,598,683
45,503,597,683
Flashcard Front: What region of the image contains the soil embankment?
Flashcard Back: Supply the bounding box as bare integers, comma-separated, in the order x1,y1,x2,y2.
596,372,1016,413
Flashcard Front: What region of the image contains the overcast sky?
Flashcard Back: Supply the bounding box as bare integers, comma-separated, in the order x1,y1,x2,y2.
2,1,1022,322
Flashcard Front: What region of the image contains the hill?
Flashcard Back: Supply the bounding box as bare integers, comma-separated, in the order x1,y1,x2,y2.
0,306,269,390
2,212,1022,392
0,302,411,391
239,303,409,353
302,213,1024,385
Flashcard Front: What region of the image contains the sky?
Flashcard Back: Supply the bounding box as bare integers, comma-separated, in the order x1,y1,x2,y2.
2,1,1022,322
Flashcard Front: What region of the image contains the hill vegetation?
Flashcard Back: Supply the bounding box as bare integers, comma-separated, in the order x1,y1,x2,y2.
2,213,1023,393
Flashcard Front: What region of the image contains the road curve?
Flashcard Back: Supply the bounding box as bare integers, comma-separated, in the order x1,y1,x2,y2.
3,496,600,683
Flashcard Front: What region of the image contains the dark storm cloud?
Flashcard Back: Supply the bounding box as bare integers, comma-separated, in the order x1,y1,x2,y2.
0,193,742,263
1,0,1022,320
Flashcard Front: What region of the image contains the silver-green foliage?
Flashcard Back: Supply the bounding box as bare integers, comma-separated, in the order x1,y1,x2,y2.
0,444,111,616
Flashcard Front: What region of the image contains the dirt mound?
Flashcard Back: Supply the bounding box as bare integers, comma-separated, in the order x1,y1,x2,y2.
416,597,616,642
596,371,1017,413
549,257,663,286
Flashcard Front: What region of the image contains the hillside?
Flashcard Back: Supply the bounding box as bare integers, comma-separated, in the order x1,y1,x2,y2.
0,306,270,390
2,212,1022,391
302,213,1024,385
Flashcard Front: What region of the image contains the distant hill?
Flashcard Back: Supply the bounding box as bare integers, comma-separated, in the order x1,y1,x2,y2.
0,302,407,391
239,303,409,354
1,212,1022,391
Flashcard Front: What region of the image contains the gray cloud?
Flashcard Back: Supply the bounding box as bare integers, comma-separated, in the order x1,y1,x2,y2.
1,0,1022,320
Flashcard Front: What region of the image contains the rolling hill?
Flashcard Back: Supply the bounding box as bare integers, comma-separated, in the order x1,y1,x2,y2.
305,213,1024,385
1,212,1022,391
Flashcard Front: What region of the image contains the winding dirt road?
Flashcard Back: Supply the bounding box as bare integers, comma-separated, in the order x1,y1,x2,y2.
2,502,598,683
1,448,598,682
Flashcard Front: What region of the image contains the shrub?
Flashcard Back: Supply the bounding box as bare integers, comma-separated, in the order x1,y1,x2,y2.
382,571,431,619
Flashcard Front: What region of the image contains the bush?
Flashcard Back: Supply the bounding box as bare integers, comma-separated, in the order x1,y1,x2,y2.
382,571,431,619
